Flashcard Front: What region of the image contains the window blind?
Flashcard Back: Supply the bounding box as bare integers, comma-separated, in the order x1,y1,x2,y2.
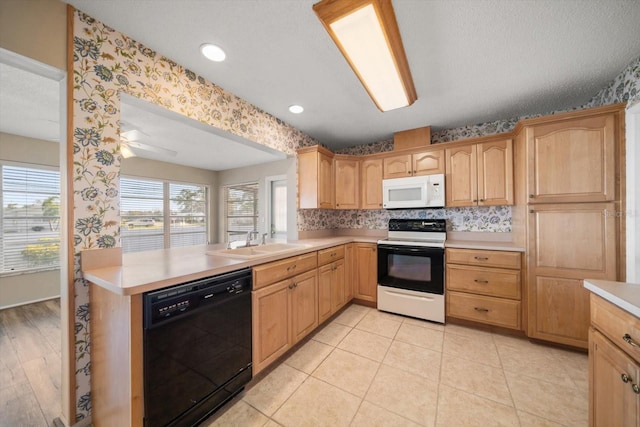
225,183,259,242
1,165,61,274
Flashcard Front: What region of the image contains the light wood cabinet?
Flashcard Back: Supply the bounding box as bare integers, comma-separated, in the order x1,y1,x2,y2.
297,145,334,209
445,139,513,207
354,243,377,303
446,248,522,330
344,243,355,301
383,149,445,179
527,203,617,348
589,295,640,426
317,245,347,323
526,113,616,204
252,269,318,375
334,157,359,209
360,158,383,209
253,252,317,290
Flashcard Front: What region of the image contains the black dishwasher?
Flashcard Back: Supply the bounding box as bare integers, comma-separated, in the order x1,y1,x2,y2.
143,268,252,427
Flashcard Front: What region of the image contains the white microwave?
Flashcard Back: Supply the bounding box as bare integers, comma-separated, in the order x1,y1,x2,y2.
382,174,445,209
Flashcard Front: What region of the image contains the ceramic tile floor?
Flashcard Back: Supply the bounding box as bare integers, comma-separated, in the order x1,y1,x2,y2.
203,304,588,427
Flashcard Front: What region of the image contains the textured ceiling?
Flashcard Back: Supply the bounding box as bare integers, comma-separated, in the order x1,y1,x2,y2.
62,0,640,151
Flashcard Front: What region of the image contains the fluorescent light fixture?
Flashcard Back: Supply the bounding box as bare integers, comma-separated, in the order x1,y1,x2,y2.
289,104,304,114
200,43,226,62
313,0,416,112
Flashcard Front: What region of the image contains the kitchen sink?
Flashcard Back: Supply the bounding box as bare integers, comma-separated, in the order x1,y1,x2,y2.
208,243,309,259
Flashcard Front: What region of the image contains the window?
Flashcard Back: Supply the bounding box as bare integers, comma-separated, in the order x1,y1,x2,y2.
121,177,208,253
224,183,259,243
1,165,61,274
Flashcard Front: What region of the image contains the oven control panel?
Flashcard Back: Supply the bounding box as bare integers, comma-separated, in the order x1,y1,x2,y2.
388,218,446,232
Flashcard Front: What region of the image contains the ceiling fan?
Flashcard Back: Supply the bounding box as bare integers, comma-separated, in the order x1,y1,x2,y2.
120,129,178,159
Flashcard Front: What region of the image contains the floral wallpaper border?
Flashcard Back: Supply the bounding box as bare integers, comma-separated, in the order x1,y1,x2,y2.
71,9,317,421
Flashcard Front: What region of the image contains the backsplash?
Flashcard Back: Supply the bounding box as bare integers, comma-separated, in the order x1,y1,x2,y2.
298,206,511,232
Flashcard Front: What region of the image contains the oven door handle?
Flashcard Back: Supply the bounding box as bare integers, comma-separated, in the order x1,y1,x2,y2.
378,245,443,254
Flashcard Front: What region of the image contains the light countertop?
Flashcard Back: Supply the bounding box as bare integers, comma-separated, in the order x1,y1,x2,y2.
82,236,378,296
584,279,640,318
82,232,524,296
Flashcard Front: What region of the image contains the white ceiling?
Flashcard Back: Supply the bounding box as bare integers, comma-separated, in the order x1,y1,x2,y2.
62,0,640,151
120,95,286,170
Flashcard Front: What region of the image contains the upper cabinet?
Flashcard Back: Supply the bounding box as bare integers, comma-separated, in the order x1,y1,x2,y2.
446,139,513,207
361,158,383,209
383,149,445,179
334,156,359,209
525,113,616,204
297,146,334,209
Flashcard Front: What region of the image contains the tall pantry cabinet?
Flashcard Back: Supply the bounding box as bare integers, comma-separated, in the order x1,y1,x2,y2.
512,104,626,349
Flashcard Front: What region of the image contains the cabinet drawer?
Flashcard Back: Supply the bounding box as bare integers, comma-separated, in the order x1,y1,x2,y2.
446,248,521,269
446,265,520,299
591,294,640,364
447,291,521,330
318,245,345,266
253,252,317,290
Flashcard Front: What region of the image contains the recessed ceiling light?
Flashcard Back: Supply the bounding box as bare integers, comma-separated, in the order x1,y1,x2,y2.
289,105,304,114
200,43,226,62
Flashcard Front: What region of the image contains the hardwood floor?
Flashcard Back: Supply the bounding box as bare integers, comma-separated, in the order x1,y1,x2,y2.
0,299,62,427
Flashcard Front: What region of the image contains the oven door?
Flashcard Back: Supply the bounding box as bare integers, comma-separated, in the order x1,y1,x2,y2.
377,244,444,294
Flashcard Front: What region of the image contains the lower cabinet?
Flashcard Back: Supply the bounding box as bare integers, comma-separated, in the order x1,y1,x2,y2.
589,293,640,426
252,269,318,375
354,243,377,303
590,329,640,426
446,248,522,330
318,245,347,323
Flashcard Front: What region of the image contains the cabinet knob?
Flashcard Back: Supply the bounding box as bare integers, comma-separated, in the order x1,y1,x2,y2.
623,334,640,348
474,279,489,284
474,256,489,261
474,307,489,313
479,199,484,202
379,203,382,206
622,373,632,383
633,384,640,394
529,194,534,198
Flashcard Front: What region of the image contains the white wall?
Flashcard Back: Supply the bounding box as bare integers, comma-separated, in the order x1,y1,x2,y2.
217,158,297,242
626,104,640,283
0,133,61,308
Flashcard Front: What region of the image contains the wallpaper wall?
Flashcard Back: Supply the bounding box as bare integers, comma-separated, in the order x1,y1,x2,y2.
305,54,640,233
71,10,317,421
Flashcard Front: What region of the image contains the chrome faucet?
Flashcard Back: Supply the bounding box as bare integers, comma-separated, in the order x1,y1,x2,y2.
246,230,259,247
261,233,268,245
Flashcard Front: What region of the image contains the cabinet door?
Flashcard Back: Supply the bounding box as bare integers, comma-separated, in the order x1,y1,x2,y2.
335,158,359,209
590,329,640,426
290,270,318,344
344,243,355,302
383,154,412,179
331,259,346,312
252,279,291,374
527,113,616,203
361,158,383,209
355,243,377,303
477,139,513,206
318,152,334,208
528,203,617,348
318,263,333,324
445,145,477,207
413,149,445,176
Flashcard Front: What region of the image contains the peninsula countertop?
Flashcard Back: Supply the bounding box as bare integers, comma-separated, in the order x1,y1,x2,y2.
81,237,378,296
584,279,640,318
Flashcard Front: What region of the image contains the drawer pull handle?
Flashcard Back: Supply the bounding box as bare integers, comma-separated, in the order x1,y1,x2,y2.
633,384,640,394
622,373,632,383
623,334,640,348
474,256,489,261
474,279,489,284
474,307,489,313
